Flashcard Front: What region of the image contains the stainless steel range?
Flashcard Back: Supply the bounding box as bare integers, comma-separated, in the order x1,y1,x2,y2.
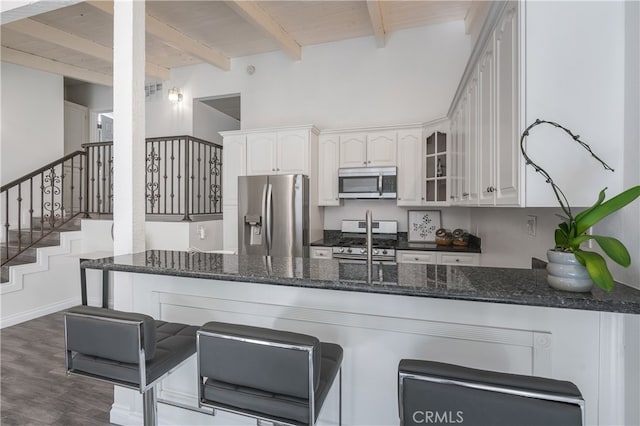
331,220,397,262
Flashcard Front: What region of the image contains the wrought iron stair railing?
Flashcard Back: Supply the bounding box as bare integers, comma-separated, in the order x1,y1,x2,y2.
1,150,87,265
1,135,223,267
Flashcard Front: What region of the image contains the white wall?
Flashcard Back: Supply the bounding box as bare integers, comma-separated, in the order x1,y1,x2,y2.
192,100,240,144
65,82,113,112
153,21,470,134
524,1,625,207
1,62,64,183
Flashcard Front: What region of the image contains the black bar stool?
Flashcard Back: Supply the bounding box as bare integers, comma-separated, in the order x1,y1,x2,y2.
64,306,199,426
398,359,584,426
197,321,343,426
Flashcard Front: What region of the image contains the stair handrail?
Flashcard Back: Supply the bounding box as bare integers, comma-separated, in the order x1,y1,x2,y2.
0,150,85,192
2,150,87,267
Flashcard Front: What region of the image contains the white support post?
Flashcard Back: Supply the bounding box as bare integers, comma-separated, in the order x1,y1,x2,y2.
113,0,146,308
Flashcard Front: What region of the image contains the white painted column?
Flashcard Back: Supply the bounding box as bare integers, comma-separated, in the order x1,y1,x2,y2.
111,1,147,422
113,0,146,261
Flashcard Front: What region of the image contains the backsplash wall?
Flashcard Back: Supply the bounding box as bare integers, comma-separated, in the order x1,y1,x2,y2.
469,207,562,269
323,200,471,232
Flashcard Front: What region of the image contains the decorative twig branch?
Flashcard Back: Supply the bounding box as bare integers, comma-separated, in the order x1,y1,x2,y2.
519,119,615,226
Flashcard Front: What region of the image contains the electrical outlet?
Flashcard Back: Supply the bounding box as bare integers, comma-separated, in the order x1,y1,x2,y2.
526,215,537,237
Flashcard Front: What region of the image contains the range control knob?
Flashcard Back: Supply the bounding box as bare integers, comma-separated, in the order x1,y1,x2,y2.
382,249,388,255
338,248,344,253
360,248,366,254
347,248,352,254
373,249,379,255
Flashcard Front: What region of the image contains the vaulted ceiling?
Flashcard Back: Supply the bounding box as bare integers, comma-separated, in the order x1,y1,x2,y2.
1,1,479,87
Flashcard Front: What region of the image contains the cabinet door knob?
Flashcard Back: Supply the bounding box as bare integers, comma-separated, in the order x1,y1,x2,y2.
272,168,276,171
277,168,280,171
368,160,371,164
335,197,338,200
414,257,419,261
421,197,425,200
455,258,460,262
398,197,402,200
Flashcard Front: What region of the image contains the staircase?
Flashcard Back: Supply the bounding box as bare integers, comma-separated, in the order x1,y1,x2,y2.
1,216,83,283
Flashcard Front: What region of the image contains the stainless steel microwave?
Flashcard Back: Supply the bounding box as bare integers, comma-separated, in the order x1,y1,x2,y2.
338,167,397,199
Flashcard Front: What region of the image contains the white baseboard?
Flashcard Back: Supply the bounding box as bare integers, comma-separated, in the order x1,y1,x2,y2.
0,296,79,329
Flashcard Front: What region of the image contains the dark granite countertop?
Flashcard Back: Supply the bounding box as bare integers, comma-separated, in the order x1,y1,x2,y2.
80,250,640,314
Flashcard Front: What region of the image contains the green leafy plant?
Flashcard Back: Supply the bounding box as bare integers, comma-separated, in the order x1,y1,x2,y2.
520,119,640,291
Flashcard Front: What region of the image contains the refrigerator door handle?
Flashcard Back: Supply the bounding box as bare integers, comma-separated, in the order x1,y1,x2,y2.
265,183,273,250
261,183,268,247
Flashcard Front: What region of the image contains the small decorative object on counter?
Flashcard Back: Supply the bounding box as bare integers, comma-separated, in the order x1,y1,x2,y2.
435,228,452,246
452,229,469,247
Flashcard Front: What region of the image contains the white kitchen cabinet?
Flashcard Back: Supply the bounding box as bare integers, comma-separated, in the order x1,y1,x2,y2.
396,250,480,266
493,4,519,205
449,104,464,205
424,131,448,204
366,131,397,167
222,204,238,252
246,130,309,176
396,128,425,206
339,131,396,168
463,73,480,205
339,134,367,168
222,135,247,206
318,134,341,206
477,41,495,206
310,246,333,259
439,253,480,266
397,251,437,264
276,130,309,175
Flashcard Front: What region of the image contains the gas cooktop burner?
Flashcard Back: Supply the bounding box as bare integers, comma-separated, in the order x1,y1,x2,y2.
335,237,397,249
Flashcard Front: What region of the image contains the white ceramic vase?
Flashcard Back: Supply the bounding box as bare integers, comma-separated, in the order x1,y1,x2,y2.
546,249,594,292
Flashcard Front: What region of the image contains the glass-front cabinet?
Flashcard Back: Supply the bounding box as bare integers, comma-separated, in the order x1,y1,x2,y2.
425,131,447,203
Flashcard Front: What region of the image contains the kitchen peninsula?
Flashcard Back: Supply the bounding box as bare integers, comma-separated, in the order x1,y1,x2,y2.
82,251,640,426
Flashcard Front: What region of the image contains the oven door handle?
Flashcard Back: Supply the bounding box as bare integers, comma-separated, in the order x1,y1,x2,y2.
378,174,383,196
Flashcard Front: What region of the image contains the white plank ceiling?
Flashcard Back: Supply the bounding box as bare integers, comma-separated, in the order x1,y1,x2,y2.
0,0,475,86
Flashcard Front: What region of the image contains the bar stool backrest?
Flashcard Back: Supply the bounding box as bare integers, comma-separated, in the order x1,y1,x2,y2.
398,360,584,426
65,306,157,363
197,321,321,399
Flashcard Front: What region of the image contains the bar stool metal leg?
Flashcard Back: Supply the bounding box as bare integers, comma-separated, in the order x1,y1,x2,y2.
143,387,157,426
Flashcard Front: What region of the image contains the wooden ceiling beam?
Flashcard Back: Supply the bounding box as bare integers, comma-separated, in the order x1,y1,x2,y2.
366,0,386,48
1,46,112,86
5,18,170,81
225,0,301,60
87,0,230,71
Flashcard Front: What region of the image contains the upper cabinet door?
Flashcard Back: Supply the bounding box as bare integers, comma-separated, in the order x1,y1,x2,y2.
396,129,424,206
246,133,277,175
367,131,397,167
277,130,309,175
318,135,340,206
478,44,495,206
339,134,367,168
465,71,480,205
494,4,519,205
222,135,247,206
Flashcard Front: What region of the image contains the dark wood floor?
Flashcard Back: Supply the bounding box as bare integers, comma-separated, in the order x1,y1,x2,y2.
1,311,115,425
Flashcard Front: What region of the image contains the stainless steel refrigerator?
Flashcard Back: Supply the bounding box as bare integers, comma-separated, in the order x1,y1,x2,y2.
238,174,309,257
